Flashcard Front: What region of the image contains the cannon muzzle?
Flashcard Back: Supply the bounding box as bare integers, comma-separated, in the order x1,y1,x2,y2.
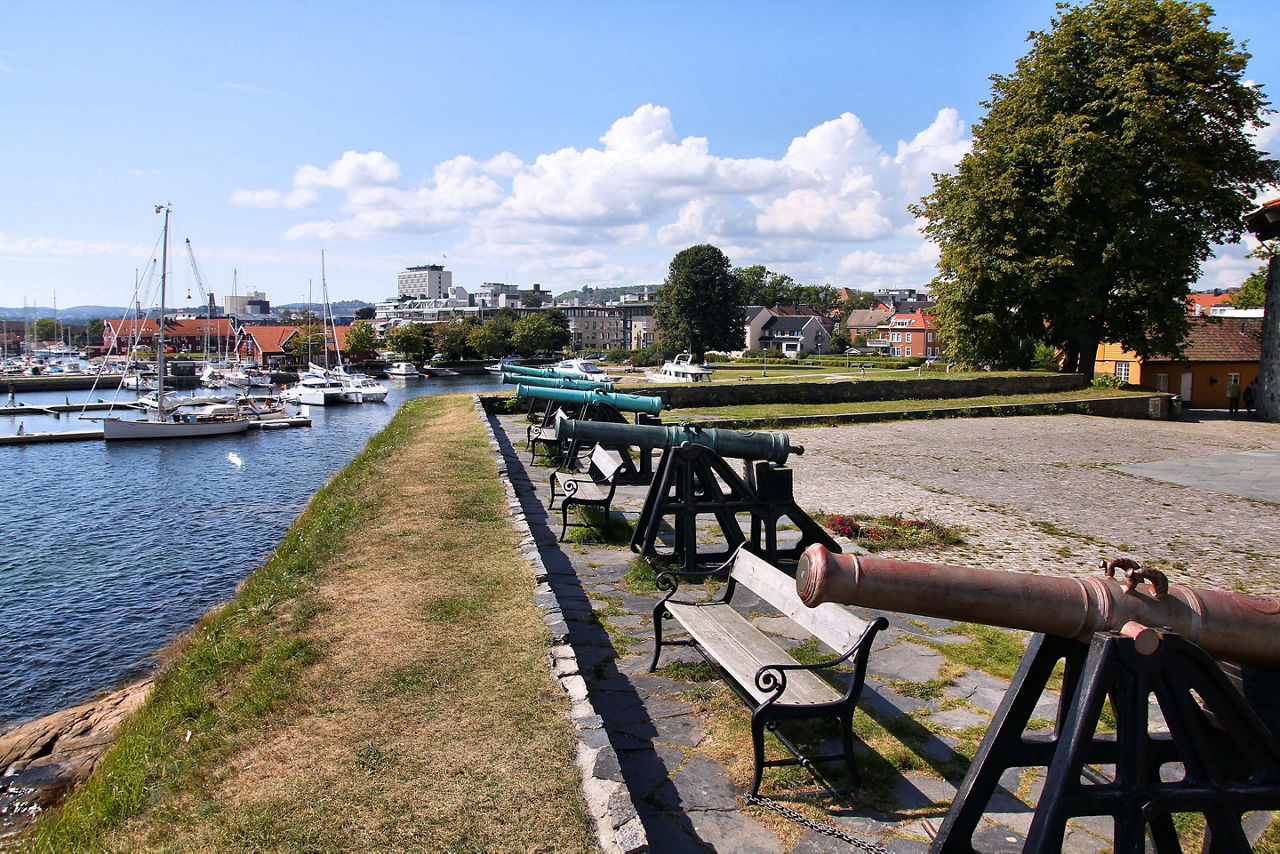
795,544,1280,666
514,384,664,415
501,373,614,392
556,419,803,464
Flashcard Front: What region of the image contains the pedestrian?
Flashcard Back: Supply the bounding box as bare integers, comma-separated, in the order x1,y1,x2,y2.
1243,379,1257,416
16,421,23,436
1226,377,1242,415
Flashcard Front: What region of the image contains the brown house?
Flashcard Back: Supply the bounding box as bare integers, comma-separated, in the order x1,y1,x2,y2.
1094,317,1260,408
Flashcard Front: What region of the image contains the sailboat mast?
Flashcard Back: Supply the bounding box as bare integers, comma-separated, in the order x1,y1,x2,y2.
320,251,330,371
157,204,169,408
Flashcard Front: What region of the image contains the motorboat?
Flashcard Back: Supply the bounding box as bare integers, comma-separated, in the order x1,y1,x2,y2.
645,353,715,383
550,358,609,380
335,368,389,403
387,362,420,379
484,356,520,375
225,365,272,389
281,365,348,406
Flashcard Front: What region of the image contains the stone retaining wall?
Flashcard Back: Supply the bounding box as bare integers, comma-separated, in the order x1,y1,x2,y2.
648,372,1087,408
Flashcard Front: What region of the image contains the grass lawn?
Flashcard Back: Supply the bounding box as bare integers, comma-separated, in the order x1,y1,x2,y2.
29,395,595,853
665,386,1151,421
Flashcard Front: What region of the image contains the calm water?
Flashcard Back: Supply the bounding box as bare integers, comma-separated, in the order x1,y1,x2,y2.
0,373,501,725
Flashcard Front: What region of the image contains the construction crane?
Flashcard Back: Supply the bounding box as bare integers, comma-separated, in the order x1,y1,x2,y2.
185,238,215,360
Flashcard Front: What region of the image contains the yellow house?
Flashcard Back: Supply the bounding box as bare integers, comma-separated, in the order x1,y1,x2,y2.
1093,317,1261,408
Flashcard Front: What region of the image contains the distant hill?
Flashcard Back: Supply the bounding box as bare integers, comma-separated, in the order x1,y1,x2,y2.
0,299,375,323
553,285,659,304
0,305,129,323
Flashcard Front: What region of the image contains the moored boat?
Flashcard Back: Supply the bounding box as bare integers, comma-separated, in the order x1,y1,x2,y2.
645,352,715,383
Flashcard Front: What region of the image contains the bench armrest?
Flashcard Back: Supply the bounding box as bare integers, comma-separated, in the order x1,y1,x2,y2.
654,541,746,607
753,615,889,705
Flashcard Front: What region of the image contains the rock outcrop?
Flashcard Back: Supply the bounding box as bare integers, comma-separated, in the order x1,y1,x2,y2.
0,679,151,840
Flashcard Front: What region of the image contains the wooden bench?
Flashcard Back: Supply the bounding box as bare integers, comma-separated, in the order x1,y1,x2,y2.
527,408,569,463
548,445,625,541
650,545,888,796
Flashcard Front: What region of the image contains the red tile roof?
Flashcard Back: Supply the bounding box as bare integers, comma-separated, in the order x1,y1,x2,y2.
242,325,299,354
106,317,235,338
1171,317,1261,362
1186,291,1232,315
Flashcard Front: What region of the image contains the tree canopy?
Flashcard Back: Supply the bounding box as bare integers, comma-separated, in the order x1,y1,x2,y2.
655,245,744,361
385,323,433,363
735,265,842,314
510,313,565,356
1230,244,1279,309
343,320,377,356
913,0,1279,373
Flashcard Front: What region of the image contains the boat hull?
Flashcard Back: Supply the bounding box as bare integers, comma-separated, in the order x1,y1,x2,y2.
102,418,251,441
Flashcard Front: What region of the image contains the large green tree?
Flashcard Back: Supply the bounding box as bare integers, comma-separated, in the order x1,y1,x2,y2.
914,0,1278,374
656,245,744,361
342,320,378,357
385,323,432,363
510,314,564,356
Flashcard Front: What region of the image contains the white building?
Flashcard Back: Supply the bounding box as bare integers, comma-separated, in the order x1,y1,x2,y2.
476,282,521,308
397,265,452,299
224,290,270,316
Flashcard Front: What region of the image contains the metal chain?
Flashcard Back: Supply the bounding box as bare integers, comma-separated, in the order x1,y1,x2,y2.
745,793,894,853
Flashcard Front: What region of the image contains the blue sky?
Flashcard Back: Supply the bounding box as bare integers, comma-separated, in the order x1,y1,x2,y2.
2,0,1277,309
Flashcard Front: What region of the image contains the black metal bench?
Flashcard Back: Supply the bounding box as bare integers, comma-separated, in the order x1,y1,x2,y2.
527,408,569,463
549,444,625,541
650,545,887,796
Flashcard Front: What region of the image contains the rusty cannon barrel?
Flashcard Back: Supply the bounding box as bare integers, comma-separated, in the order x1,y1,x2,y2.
501,373,614,392
556,419,803,465
795,544,1280,666
514,384,664,416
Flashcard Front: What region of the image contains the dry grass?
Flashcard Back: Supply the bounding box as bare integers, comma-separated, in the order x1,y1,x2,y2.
47,395,594,852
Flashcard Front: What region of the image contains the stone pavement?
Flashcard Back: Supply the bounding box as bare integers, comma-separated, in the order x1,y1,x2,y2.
485,407,1279,852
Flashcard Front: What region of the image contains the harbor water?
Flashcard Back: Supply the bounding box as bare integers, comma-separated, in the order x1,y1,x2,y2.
0,374,501,726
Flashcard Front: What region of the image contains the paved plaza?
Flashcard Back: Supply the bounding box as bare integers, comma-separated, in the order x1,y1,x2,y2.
488,408,1279,852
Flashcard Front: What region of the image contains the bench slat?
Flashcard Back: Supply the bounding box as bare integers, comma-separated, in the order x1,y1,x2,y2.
666,602,840,707
731,550,868,654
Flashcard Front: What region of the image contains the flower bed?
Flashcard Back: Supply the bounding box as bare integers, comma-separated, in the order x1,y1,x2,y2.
815,512,964,552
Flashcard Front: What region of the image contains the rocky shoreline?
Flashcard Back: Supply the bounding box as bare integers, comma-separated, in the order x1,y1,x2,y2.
0,679,152,842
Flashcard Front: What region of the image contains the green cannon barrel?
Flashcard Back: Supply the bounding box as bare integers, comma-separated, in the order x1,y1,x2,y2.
501,363,582,380
514,384,664,415
501,373,613,392
556,419,802,464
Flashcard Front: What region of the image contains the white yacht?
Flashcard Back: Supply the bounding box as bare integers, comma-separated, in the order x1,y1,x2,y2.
550,358,609,380
387,362,420,379
334,367,388,403
282,364,349,406
646,353,715,383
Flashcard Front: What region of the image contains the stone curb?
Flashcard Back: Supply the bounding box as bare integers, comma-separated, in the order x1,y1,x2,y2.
473,396,647,854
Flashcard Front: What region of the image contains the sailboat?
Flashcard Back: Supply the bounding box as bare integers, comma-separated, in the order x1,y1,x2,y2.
102,206,252,440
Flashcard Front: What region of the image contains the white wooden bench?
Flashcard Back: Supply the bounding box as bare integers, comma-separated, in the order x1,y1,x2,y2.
548,445,625,542
650,544,888,796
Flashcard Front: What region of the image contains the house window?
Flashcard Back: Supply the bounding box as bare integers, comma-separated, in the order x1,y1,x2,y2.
927,332,935,342
890,332,902,342
1115,362,1130,383
1228,372,1240,385
1156,373,1169,392
905,332,913,342
891,347,901,357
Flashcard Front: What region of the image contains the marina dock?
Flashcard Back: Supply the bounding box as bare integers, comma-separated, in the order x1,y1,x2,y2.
0,416,312,445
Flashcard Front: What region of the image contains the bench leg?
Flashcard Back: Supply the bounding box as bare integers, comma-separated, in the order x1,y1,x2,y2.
558,500,571,542
547,476,557,510
840,709,860,790
649,605,666,672
750,709,769,797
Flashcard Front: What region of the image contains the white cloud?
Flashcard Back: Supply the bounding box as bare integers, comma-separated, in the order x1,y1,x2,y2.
237,104,980,289
0,232,149,259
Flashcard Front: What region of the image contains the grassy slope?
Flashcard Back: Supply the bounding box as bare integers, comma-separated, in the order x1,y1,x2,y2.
30,395,594,853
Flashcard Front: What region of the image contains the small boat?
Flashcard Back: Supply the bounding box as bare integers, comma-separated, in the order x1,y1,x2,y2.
646,353,715,383
550,358,609,380
335,368,389,403
225,365,272,389
387,362,420,379
484,356,520,375
281,364,348,406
